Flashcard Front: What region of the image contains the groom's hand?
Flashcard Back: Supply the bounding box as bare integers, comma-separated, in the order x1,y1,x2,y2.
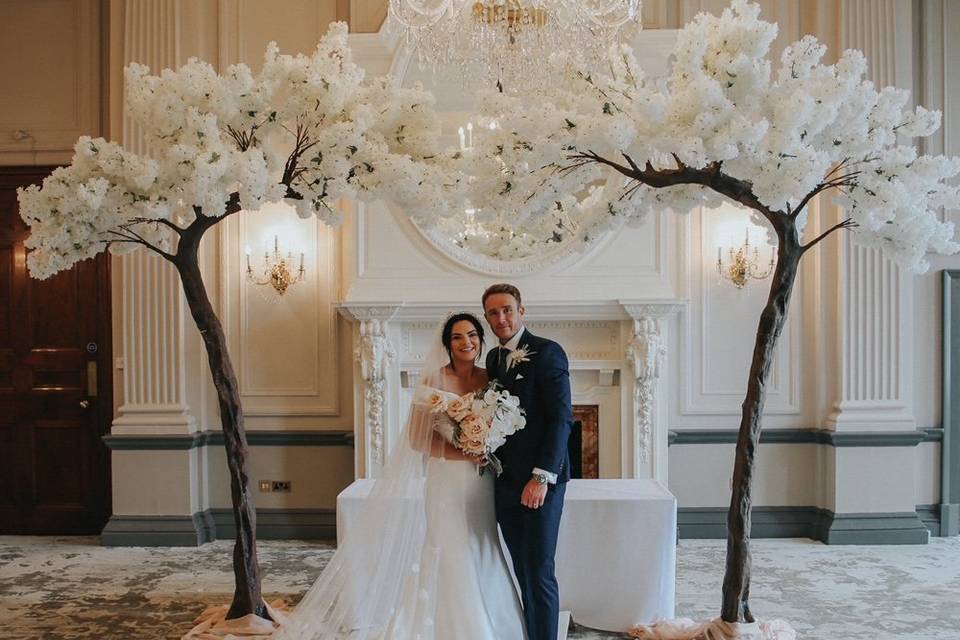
521,478,548,509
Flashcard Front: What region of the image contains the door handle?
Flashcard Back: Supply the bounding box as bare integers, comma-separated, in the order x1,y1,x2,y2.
87,361,98,397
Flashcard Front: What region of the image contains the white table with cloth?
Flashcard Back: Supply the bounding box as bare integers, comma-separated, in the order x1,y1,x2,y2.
336,478,677,633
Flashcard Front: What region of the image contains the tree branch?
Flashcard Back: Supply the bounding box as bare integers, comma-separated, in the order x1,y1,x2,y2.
800,218,858,252
129,216,185,236
105,229,175,261
789,171,862,220
566,150,772,218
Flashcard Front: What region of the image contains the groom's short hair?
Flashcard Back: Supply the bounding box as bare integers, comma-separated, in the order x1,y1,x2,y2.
482,283,522,308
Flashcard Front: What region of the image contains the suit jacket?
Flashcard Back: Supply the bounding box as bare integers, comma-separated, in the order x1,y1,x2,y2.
486,330,573,487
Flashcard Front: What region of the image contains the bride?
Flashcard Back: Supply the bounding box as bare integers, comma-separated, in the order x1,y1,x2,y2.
276,312,526,639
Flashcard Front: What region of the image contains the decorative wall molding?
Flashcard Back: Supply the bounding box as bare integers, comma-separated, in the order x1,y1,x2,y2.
626,318,667,464
0,0,102,164
339,304,401,474
102,430,354,450
679,205,801,421
224,209,340,417
622,302,684,480
668,428,931,447
525,320,621,362
355,318,396,465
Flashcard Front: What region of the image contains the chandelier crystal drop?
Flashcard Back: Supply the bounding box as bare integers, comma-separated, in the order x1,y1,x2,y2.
389,0,643,90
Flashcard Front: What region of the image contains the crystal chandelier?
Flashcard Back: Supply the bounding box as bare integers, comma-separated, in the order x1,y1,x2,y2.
717,231,776,289
388,0,643,90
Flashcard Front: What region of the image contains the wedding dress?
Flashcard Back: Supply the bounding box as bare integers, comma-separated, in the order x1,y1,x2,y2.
384,389,525,639
275,329,525,640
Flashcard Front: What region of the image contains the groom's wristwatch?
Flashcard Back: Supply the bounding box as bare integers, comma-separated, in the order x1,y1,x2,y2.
532,472,549,486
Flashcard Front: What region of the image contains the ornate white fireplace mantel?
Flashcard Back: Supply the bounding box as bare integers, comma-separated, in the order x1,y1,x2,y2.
339,300,686,483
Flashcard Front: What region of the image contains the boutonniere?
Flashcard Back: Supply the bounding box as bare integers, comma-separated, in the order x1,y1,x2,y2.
506,346,536,372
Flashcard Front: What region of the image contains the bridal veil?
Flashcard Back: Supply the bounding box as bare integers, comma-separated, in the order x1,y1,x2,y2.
275,322,464,639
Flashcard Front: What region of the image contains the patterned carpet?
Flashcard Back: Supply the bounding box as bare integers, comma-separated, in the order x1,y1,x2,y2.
1,536,959,639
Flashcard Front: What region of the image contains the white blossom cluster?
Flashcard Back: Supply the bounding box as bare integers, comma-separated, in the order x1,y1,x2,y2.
462,0,959,272
18,23,454,279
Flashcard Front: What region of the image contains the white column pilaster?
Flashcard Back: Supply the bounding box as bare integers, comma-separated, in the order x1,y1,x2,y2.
338,304,401,479
112,0,193,436
826,0,916,433
622,301,684,485
819,0,927,542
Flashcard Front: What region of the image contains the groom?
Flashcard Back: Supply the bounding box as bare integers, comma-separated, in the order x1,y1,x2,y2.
483,283,572,640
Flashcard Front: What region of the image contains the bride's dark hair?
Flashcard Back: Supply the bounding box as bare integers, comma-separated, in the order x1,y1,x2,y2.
441,312,485,363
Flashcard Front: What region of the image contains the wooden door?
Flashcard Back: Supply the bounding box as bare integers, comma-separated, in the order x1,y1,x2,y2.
0,167,112,534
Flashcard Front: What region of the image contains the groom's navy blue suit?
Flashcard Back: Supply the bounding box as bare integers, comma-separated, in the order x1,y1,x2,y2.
487,329,572,640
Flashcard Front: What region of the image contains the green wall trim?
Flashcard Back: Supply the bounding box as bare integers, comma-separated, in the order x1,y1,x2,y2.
822,512,930,545
921,427,944,443
103,430,354,451
942,269,960,537
678,506,823,539
101,512,214,547
102,433,206,450
100,508,336,547
209,508,336,541
669,428,930,447
678,506,930,545
916,504,943,537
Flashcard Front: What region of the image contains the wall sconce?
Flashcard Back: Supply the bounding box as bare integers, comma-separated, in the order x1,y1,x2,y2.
717,230,775,289
246,236,305,295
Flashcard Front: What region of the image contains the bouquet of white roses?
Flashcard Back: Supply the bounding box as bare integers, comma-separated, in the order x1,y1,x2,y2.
427,381,526,476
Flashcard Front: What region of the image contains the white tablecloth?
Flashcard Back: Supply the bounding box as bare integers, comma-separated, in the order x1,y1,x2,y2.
337,478,677,632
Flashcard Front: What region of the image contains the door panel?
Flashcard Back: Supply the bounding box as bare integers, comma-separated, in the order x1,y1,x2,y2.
0,167,112,535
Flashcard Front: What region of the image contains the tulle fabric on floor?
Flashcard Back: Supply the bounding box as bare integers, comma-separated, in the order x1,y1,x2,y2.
182,600,289,639
629,618,796,640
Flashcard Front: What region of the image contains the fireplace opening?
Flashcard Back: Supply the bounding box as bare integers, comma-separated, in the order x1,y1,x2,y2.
569,405,599,479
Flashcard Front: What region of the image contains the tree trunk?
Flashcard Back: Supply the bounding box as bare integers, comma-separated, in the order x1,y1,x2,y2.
720,221,803,623
175,246,268,621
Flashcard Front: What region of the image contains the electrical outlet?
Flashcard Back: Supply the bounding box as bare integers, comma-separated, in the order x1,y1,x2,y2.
258,480,271,492
272,480,291,493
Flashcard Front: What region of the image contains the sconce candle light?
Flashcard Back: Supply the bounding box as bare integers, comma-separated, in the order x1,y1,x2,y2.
245,235,305,295
717,230,776,289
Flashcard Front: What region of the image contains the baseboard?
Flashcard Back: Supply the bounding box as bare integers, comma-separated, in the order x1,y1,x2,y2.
916,504,942,537
209,508,336,541
101,508,335,547
679,506,931,545
821,512,930,545
101,512,214,547
678,506,825,540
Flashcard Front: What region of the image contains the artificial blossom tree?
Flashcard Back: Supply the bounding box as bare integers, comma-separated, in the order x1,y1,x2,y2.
17,23,451,623
462,0,959,632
